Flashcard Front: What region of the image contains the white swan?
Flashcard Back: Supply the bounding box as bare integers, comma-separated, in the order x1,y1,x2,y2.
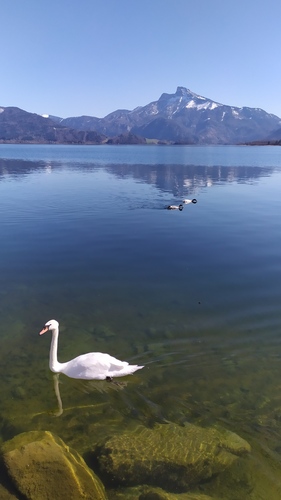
39,319,144,380
183,198,197,204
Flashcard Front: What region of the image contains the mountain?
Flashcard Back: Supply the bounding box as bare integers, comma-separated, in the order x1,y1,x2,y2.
59,87,281,144
244,124,281,145
1,87,281,145
0,107,107,144
267,127,281,142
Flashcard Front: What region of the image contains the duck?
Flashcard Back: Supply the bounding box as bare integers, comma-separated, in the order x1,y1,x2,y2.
182,198,197,204
167,204,184,211
39,319,144,380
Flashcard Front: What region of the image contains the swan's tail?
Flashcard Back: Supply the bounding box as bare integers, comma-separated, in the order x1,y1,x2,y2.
109,364,144,378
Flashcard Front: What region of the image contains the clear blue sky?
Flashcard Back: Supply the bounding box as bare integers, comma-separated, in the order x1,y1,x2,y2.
1,0,281,119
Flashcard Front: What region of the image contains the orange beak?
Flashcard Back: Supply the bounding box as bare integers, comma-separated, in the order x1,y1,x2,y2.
39,326,49,336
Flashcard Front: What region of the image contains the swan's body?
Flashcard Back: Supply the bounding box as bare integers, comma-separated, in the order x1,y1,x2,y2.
183,198,197,204
167,204,183,210
39,319,144,380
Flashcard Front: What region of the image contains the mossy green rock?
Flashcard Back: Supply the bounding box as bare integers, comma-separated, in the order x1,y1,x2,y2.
98,422,251,492
108,484,218,499
0,483,19,500
1,430,107,500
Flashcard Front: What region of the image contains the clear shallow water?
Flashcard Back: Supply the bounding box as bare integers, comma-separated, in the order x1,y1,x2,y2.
1,144,281,498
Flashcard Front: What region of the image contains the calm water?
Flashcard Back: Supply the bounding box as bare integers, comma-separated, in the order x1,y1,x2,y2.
1,144,281,498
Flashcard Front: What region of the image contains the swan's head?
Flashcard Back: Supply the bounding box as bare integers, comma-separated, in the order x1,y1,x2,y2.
39,319,59,335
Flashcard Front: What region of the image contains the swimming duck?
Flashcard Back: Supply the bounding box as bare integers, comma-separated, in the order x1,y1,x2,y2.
167,204,184,211
183,198,197,204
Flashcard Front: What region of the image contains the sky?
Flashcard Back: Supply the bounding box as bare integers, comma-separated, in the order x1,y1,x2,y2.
1,0,281,119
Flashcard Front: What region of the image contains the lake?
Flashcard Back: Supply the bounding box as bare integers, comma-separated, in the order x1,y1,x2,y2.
1,144,281,498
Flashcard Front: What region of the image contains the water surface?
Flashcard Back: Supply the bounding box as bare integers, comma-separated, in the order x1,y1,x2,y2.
1,144,281,498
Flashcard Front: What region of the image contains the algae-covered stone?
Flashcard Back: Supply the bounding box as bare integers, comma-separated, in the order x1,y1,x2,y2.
93,324,116,339
0,483,19,500
139,489,218,500
98,422,251,492
107,484,218,499
1,430,107,500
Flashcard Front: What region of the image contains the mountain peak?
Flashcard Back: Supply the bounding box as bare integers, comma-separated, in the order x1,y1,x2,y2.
175,86,198,98
158,86,199,104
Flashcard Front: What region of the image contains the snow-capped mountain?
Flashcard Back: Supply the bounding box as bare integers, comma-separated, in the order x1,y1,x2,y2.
59,86,281,144
1,87,281,144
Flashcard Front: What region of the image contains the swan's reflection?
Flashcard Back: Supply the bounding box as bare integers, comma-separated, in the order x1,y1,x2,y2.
51,374,167,426
52,373,127,417
53,374,63,416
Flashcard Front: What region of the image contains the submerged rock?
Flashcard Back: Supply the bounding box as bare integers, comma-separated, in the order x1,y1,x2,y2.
0,483,19,500
139,490,217,500
98,422,251,492
93,324,116,339
1,430,107,500
107,484,218,499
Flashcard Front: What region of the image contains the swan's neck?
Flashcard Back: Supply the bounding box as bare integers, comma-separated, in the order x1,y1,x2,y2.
49,327,63,373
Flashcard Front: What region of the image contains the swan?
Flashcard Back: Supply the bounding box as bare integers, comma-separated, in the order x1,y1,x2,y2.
39,319,144,380
183,198,197,204
167,204,184,210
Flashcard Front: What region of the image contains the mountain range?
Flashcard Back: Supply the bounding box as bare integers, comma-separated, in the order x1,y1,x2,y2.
1,87,281,145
